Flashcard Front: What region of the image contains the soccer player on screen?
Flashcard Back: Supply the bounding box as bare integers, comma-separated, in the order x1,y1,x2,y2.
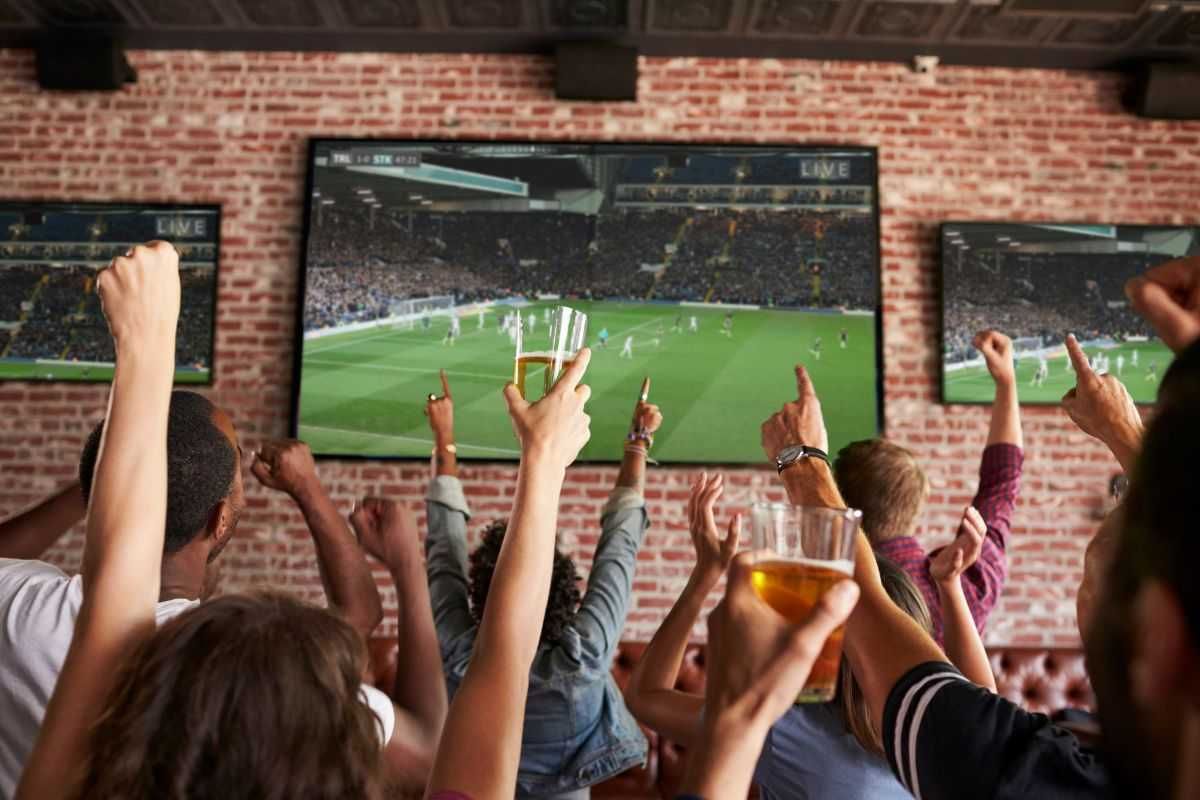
442,315,460,347
809,336,823,361
1033,354,1049,387
620,336,634,359
478,309,486,330
689,315,699,334
721,313,733,338
1147,361,1159,382
840,328,848,349
672,314,682,334
598,327,610,349
1132,348,1140,367
1117,353,1125,376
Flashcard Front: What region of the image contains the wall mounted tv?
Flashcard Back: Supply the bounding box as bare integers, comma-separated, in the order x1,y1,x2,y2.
0,202,219,384
941,222,1197,405
293,140,881,463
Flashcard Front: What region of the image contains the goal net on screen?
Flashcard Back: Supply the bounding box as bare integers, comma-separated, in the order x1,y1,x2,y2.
388,295,456,330
1011,336,1043,359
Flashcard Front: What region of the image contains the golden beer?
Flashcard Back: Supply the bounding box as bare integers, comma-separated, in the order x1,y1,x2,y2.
514,352,575,399
750,558,854,703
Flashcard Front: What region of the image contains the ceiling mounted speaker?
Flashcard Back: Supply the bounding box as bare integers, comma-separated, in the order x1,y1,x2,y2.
555,42,637,102
1002,0,1150,16
1131,62,1200,120
36,31,137,91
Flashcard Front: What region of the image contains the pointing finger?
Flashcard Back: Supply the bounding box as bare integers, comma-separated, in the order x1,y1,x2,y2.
440,369,452,399
795,364,815,400
1065,335,1095,380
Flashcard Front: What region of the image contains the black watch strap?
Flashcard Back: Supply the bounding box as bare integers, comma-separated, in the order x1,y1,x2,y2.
775,444,830,474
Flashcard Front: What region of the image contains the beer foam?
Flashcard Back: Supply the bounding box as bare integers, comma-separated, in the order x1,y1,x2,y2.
759,556,855,576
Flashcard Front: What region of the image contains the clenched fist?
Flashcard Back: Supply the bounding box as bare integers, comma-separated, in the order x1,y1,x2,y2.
973,330,1015,387
350,497,419,568
251,439,320,500
97,240,180,347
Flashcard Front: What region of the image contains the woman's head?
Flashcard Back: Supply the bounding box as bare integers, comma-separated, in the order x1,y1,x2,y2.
838,555,932,755
78,592,384,800
469,519,581,647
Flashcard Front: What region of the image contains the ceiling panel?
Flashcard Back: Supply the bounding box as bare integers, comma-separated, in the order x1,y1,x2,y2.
854,2,954,41
751,0,842,37
133,0,226,27
337,0,423,29
648,0,736,32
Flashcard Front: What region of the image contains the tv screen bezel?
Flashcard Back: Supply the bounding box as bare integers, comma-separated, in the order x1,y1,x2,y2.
291,137,884,464
938,219,1183,407
0,199,221,386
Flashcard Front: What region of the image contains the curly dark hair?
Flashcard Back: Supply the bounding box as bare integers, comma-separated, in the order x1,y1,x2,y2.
73,592,384,800
468,519,582,647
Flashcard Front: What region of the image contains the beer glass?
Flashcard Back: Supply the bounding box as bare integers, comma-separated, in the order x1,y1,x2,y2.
750,502,861,703
513,306,587,400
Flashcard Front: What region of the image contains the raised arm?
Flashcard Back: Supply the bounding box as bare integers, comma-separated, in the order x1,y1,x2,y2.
427,349,593,800
252,439,383,638
1125,256,1200,353
422,372,475,646
930,507,997,691
681,553,859,798
624,472,739,746
761,363,948,732
351,498,447,790
974,330,1023,449
572,380,661,665
17,241,180,800
1061,334,1144,474
0,481,85,560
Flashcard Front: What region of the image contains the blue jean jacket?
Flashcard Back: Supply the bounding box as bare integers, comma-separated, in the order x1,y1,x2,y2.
425,476,649,797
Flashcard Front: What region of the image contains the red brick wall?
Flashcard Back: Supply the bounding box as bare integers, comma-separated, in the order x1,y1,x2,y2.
2,49,1197,647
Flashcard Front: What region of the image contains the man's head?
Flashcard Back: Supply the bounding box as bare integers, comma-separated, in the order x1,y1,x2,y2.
834,439,929,545
79,390,245,565
468,520,581,647
1085,391,1200,798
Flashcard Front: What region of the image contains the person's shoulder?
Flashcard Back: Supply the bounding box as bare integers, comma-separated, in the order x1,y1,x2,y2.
0,558,73,593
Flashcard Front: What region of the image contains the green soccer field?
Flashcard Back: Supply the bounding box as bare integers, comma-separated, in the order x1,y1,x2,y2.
296,301,880,463
944,340,1172,405
0,360,209,384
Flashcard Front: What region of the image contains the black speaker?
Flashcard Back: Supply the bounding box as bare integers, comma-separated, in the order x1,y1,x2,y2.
1132,62,1200,120
555,42,637,102
36,31,137,91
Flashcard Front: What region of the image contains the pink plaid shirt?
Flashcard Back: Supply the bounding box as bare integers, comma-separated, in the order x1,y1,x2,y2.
875,443,1024,646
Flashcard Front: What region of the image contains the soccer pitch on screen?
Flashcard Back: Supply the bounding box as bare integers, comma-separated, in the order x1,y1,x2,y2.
296,301,879,463
943,339,1172,405
0,361,209,383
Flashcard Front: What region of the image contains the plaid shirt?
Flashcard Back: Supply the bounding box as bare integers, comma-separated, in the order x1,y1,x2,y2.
875,443,1024,646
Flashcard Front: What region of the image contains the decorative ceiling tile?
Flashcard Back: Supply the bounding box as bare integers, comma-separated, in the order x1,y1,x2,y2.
1156,11,1200,47
448,0,523,28
1054,15,1143,45
36,0,125,25
136,0,225,26
338,0,421,28
236,0,323,27
955,6,1042,42
856,2,946,40
753,0,838,36
552,0,626,28
650,0,734,32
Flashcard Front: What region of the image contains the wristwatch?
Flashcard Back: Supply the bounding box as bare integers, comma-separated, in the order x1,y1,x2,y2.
775,444,829,474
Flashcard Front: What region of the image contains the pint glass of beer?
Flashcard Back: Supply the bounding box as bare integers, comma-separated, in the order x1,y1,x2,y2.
513,306,588,400
750,502,862,703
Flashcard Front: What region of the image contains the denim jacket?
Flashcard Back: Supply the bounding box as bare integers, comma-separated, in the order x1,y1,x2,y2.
425,476,649,796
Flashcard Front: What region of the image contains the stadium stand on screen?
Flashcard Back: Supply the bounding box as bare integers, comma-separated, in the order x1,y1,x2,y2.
941,222,1196,405
0,203,218,383
293,142,881,463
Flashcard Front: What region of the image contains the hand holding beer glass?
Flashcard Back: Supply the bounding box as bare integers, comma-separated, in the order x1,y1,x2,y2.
751,502,861,703
514,306,588,400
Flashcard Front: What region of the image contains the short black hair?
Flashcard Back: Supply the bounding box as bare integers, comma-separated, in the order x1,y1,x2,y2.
468,519,581,647
79,390,237,554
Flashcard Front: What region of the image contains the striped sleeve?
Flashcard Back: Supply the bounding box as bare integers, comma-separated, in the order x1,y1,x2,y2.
882,662,1112,800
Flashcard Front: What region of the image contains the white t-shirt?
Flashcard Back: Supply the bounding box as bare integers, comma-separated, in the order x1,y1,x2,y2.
0,558,395,798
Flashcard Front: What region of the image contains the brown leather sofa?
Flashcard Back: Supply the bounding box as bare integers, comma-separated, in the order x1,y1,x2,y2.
367,640,1094,799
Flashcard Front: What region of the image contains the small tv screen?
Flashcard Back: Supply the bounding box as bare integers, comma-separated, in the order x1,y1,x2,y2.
294,140,881,463
0,202,219,383
941,222,1196,405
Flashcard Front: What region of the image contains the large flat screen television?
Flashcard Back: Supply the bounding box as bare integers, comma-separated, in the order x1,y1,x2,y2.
293,140,881,463
941,222,1197,405
0,201,219,383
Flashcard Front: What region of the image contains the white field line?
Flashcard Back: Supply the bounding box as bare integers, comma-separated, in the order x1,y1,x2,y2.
298,424,521,456
305,358,511,382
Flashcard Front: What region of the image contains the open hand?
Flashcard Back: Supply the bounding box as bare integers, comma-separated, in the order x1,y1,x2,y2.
97,240,180,347
761,365,829,461
1125,256,1200,353
973,330,1015,386
504,347,592,470
930,506,986,585
350,497,418,568
251,439,320,500
687,472,740,584
1061,335,1143,470
426,370,455,443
